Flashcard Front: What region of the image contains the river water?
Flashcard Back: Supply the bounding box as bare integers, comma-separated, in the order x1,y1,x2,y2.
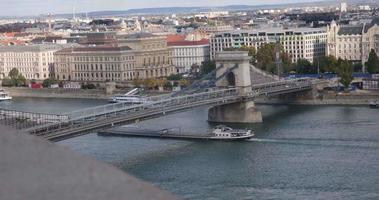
2,97,379,199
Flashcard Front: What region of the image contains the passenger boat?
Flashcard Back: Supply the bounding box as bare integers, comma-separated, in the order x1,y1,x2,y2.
0,89,12,101
98,125,254,141
369,101,379,109
109,88,148,104
210,125,254,140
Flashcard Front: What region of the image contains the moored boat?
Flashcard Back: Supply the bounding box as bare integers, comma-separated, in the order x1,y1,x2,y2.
109,88,148,104
0,89,12,101
210,125,254,140
369,101,379,109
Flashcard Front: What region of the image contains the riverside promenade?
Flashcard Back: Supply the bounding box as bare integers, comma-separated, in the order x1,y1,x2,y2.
0,125,178,200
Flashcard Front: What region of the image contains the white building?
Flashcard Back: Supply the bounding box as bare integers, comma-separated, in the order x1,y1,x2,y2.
326,19,379,71
210,27,327,63
340,2,348,13
168,36,210,73
0,44,68,80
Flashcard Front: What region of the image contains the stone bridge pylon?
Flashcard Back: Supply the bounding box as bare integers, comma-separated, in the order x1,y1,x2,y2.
209,51,263,123
215,51,252,94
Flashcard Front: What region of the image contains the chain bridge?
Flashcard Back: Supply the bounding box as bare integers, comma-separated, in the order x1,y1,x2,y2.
0,51,313,141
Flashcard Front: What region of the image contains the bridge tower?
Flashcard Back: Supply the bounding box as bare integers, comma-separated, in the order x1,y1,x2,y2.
209,51,262,123
215,51,251,94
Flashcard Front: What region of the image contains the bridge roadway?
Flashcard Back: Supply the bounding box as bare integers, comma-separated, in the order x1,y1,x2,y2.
16,78,311,141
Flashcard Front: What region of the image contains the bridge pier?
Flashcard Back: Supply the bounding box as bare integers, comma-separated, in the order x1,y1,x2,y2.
208,101,262,123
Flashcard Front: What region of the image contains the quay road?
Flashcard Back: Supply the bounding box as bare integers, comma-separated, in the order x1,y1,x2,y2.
13,78,311,141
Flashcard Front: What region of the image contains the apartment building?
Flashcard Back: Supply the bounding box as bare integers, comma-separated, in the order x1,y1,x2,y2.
54,32,176,82
0,44,67,80
167,34,210,73
326,19,379,71
210,27,327,63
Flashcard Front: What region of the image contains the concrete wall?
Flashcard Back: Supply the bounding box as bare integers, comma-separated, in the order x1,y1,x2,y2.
5,87,109,99
256,91,379,105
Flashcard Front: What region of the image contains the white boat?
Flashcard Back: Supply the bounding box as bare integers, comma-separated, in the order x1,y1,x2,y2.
210,125,254,140
109,88,147,104
0,89,12,101
369,101,379,109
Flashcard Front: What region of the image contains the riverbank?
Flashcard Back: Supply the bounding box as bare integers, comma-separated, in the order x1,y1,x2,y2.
256,90,379,106
3,87,379,106
3,87,171,100
5,87,109,99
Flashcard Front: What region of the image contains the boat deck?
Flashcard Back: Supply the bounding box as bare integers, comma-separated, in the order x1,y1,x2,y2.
98,127,213,140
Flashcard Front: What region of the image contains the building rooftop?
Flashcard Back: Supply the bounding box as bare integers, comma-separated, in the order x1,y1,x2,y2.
338,25,363,35
364,18,379,33
125,32,157,39
55,45,132,54
167,38,209,46
0,44,70,52
213,27,326,36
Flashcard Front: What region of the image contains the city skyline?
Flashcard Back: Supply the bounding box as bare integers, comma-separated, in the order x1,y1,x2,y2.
3,0,327,16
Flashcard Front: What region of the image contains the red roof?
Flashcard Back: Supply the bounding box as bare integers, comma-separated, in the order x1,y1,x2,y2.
166,34,186,43
167,38,209,47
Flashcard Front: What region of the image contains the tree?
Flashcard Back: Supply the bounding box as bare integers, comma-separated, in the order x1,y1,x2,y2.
9,68,20,80
7,68,26,87
167,74,182,81
1,77,13,87
318,55,338,73
179,79,189,87
366,49,379,74
336,59,353,89
42,78,58,88
144,78,157,89
255,43,291,74
132,79,143,87
164,81,173,90
200,60,216,75
295,59,314,74
239,45,257,64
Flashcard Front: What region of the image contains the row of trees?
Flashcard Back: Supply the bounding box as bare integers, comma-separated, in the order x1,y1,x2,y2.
132,77,189,90
367,49,379,74
232,45,357,89
2,68,27,87
236,44,379,75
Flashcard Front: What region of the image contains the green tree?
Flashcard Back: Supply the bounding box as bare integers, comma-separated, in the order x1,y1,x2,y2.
144,78,158,89
7,68,26,87
318,55,338,73
366,49,379,74
167,74,182,81
240,45,257,64
336,59,353,89
9,68,20,80
1,77,13,87
42,78,58,88
256,43,291,74
164,81,173,90
295,59,314,74
200,60,216,75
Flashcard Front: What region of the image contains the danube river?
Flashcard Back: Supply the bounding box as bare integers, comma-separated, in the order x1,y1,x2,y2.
2,97,379,199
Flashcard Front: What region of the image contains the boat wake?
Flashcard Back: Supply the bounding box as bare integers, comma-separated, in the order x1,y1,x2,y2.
247,137,379,149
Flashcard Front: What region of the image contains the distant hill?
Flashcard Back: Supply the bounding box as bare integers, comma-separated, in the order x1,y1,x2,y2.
80,1,337,17
1,0,377,19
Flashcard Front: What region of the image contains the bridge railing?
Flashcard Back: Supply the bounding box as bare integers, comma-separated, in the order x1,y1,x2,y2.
27,88,240,135
67,88,239,121
0,109,69,129
25,78,313,135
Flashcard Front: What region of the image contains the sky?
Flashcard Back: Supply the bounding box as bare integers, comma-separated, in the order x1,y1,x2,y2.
1,0,320,16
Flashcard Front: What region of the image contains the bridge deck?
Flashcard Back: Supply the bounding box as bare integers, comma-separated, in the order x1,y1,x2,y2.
0,78,312,141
